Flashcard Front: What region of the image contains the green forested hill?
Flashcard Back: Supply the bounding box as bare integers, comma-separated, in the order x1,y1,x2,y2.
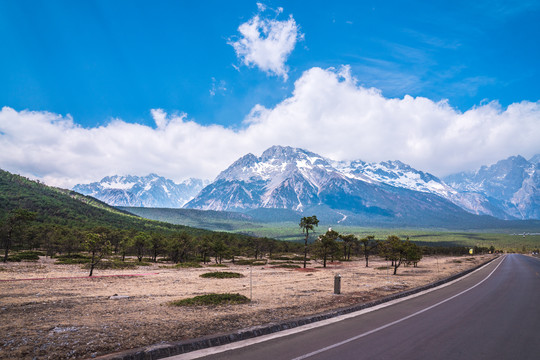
0,169,205,235
0,169,297,263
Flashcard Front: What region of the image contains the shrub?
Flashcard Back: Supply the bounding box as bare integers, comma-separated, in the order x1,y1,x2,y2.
269,255,307,261
274,264,300,269
8,251,40,262
270,256,291,261
170,293,250,306
200,271,244,279
21,251,45,257
376,266,390,270
236,259,266,266
269,261,303,265
82,260,138,270
133,261,152,266
175,262,203,268
55,254,92,264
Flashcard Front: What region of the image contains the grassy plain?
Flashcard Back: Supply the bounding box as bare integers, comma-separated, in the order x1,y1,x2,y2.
236,222,540,251
121,207,540,251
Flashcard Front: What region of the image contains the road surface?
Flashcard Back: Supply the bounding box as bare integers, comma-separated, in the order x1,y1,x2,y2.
170,254,540,360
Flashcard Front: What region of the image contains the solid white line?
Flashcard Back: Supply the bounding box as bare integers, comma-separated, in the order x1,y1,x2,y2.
291,255,507,360
167,256,504,360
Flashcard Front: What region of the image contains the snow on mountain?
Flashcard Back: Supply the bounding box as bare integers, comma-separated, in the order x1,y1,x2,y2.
334,159,456,197
444,155,539,220
332,159,509,218
192,146,346,212
185,146,484,227
73,174,208,208
72,147,539,221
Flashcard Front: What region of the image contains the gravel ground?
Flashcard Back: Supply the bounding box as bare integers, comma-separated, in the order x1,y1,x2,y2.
0,254,494,359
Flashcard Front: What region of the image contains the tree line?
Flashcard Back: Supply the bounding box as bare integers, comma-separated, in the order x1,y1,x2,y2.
300,215,423,274
0,208,301,266
299,215,495,275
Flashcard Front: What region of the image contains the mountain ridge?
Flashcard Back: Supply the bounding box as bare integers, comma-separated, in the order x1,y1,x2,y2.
185,146,495,227
186,146,539,223
71,146,539,222
73,174,208,208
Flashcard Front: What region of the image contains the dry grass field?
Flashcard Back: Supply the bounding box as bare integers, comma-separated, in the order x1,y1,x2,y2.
0,254,495,359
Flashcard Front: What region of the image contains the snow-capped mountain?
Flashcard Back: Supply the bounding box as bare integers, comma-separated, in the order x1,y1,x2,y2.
185,146,482,226
334,159,455,198
188,146,343,212
444,155,539,220
332,159,510,219
73,148,539,223
73,174,208,208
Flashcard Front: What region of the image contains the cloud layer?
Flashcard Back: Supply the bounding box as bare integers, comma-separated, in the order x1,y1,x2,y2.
1,66,539,188
229,5,302,80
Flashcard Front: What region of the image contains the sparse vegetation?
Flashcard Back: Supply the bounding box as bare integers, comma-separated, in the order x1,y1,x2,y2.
170,293,250,306
174,262,203,268
83,259,139,270
236,259,267,266
6,251,41,262
54,253,92,264
200,271,244,278
273,264,301,268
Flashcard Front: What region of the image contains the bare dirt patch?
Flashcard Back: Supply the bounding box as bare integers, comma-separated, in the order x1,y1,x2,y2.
0,255,494,359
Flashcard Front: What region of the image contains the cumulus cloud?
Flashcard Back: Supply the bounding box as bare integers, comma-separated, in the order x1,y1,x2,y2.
228,4,302,80
1,67,539,188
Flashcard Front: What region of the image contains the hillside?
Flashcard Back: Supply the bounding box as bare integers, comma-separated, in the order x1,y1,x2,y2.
118,207,264,232
0,169,207,236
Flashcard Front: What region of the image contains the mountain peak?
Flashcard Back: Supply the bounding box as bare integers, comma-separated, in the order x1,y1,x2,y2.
261,145,303,160
73,174,207,208
444,154,539,219
529,154,540,164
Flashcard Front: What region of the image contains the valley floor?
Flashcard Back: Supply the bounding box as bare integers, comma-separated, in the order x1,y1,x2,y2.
0,254,494,359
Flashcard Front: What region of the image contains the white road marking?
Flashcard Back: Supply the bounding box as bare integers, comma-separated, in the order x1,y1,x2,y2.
166,256,505,360
292,255,506,360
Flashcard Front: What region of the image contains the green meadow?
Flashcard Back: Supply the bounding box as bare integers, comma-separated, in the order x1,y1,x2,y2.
120,208,540,252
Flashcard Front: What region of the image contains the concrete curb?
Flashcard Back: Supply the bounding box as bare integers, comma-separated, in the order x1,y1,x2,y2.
97,256,499,360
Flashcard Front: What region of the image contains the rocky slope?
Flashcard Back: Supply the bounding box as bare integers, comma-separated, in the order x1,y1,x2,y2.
73,174,207,208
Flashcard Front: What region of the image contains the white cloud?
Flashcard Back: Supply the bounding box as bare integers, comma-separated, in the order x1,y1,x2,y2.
228,5,302,80
209,77,227,96
1,67,539,188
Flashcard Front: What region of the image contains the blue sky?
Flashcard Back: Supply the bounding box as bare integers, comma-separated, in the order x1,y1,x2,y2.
1,0,539,187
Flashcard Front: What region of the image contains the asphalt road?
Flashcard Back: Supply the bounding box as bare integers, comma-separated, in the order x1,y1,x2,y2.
172,254,540,360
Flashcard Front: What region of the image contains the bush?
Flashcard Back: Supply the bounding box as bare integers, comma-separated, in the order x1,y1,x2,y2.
269,255,307,261
55,254,92,264
132,261,152,266
274,264,300,269
82,260,138,270
7,251,41,262
175,262,203,268
21,250,45,257
236,259,266,266
269,261,302,265
200,271,244,279
170,293,250,306
269,256,291,261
